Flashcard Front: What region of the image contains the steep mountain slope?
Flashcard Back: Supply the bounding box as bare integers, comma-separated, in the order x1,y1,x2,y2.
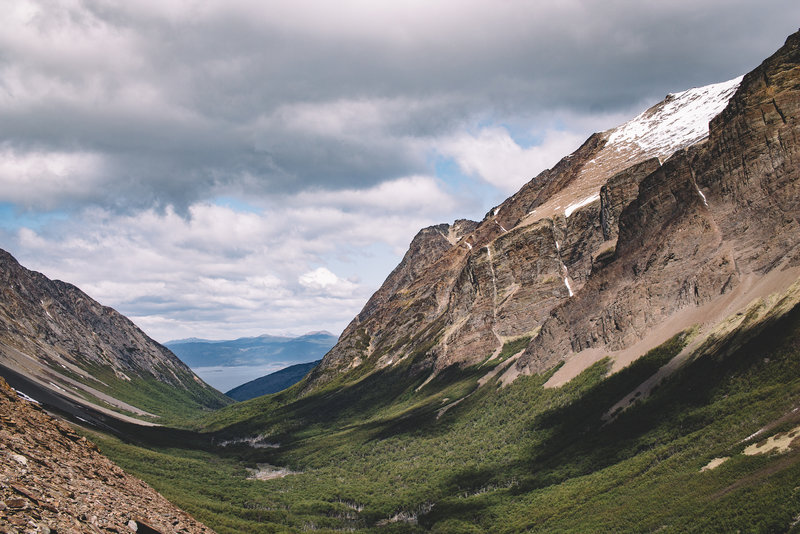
0,249,231,421
0,376,214,533
515,28,800,383
225,360,320,401
308,32,800,395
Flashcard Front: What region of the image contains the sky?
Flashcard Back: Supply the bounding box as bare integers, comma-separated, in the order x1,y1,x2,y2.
1,1,798,343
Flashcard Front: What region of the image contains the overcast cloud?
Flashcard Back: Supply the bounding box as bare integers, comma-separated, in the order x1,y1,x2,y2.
2,0,798,342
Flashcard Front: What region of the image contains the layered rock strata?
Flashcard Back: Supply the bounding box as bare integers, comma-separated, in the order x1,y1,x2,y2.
516,29,800,376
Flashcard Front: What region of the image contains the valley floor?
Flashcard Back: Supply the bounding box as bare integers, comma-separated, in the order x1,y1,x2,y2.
84,297,800,533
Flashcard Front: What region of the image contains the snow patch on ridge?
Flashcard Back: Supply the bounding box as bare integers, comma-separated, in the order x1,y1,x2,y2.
13,388,39,404
607,75,743,158
519,75,742,227
565,194,600,217
564,277,574,297
695,185,708,206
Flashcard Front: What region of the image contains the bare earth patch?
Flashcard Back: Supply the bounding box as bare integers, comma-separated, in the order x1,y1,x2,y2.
700,457,730,471
246,463,299,480
483,350,524,387
743,425,800,456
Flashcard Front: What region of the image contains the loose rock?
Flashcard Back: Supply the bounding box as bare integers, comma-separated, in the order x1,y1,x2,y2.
0,376,214,533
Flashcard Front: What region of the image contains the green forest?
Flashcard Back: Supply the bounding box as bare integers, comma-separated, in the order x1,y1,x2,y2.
83,294,800,533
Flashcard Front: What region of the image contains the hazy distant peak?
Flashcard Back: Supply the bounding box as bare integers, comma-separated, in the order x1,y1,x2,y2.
300,330,337,337
164,337,212,345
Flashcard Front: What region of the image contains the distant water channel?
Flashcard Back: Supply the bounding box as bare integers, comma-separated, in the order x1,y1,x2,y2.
192,364,287,393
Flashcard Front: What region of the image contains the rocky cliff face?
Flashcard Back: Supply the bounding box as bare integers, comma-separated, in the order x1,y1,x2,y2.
0,376,213,533
0,249,229,419
310,31,800,391
514,29,800,379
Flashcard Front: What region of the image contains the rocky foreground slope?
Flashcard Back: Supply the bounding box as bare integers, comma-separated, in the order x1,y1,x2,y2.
309,31,800,391
0,376,213,533
0,249,230,420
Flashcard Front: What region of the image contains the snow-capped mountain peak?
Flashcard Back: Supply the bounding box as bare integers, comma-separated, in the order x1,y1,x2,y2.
519,75,744,224
606,75,744,159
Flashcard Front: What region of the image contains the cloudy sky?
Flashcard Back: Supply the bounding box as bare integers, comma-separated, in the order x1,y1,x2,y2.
2,0,798,343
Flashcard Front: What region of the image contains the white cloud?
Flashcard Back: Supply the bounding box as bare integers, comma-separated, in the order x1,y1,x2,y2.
4,0,795,212
436,126,586,193
0,147,106,208
3,0,799,345
299,267,358,297
6,174,465,342
265,96,454,141
292,175,457,213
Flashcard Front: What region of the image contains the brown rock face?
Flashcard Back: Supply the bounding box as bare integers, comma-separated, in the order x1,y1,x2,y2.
599,158,662,243
0,376,213,533
311,31,800,390
516,31,800,375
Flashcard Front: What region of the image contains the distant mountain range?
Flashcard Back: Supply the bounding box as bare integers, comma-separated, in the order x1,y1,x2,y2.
165,332,336,391
165,331,336,368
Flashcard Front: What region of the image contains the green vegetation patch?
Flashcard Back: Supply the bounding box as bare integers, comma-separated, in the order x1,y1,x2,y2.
78,363,232,425
495,335,532,363
89,303,800,533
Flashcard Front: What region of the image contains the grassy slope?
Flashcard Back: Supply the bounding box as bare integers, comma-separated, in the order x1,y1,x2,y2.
86,303,800,533
110,370,231,423
68,362,234,425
